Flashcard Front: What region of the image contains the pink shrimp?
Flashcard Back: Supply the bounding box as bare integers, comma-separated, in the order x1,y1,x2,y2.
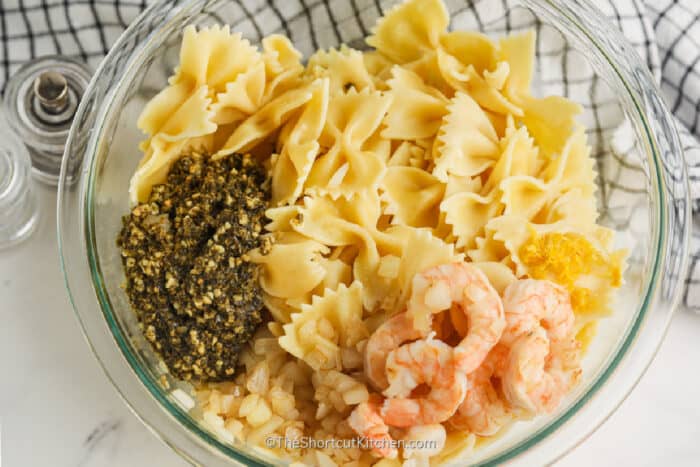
408,262,505,375
380,338,467,427
347,398,397,459
364,311,426,390
448,344,512,436
501,327,582,414
501,279,575,346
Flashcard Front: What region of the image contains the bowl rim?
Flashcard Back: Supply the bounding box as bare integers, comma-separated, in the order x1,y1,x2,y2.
57,0,691,465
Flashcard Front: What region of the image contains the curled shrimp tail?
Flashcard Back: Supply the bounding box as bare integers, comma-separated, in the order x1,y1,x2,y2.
348,401,398,459
408,263,506,375
449,346,512,436
380,390,464,427
364,311,426,391
380,338,467,427
500,280,582,415
502,279,575,345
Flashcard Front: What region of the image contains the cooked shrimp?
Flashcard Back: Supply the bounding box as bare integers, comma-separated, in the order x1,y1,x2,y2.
380,338,467,427
449,344,511,436
501,279,575,346
408,262,505,375
347,398,397,459
501,327,582,414
364,311,426,390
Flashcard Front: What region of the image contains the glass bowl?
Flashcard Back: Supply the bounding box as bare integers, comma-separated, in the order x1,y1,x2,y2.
57,0,691,465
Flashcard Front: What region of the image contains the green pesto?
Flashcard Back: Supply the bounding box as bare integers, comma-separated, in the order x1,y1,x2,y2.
117,153,271,382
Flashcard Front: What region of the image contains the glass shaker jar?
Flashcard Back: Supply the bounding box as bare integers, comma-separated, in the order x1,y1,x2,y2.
3,56,92,186
0,104,39,249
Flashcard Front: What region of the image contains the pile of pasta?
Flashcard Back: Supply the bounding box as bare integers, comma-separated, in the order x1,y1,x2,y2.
129,0,625,463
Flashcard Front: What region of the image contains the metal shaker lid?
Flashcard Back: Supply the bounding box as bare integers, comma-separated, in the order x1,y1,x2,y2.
3,56,92,186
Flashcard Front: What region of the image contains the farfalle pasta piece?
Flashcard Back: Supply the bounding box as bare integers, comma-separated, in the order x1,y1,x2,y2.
262,67,305,105
222,34,304,121
137,82,189,138
129,139,185,205
262,34,303,74
307,46,374,94
434,48,521,117
215,80,320,158
363,51,394,88
438,120,536,242
315,257,353,293
545,188,598,230
482,120,540,193
467,230,509,264
441,191,502,250
403,51,454,97
500,175,549,219
370,225,464,313
271,78,330,205
485,215,538,276
472,261,517,295
387,141,415,167
501,126,594,219
433,92,500,181
263,294,299,324
261,35,305,101
279,282,368,371
362,126,393,163
440,31,498,75
445,173,482,197
291,195,383,310
498,31,583,155
291,195,379,258
484,62,510,90
435,47,470,91
264,205,301,232
128,135,212,204
366,0,448,64
137,83,217,141
265,254,355,322
173,25,261,93
382,66,449,140
387,141,433,170
211,62,266,125
248,233,329,299
498,30,536,96
395,227,463,309
305,89,392,198
330,190,383,231
519,95,583,157
381,166,445,228
541,126,596,195
464,64,523,116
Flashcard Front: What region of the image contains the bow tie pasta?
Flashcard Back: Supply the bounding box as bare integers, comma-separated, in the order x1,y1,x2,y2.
120,0,627,465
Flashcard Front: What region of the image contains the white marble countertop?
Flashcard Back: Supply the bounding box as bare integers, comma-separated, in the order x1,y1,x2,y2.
1,184,699,467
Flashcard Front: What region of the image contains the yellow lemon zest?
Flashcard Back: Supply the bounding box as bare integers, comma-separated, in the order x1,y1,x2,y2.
519,232,623,315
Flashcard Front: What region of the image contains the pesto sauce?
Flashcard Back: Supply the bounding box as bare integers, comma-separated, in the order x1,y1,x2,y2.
117,153,271,382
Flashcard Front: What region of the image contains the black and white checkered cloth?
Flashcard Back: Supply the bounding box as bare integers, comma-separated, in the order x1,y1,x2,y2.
1,0,699,311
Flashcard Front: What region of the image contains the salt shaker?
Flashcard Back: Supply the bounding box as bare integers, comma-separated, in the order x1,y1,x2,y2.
3,56,92,186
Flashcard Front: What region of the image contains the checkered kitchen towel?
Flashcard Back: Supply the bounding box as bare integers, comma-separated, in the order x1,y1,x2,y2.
1,0,700,311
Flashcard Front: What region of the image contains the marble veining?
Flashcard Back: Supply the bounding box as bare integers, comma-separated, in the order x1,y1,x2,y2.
77,420,123,467
84,420,122,447
0,186,698,467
